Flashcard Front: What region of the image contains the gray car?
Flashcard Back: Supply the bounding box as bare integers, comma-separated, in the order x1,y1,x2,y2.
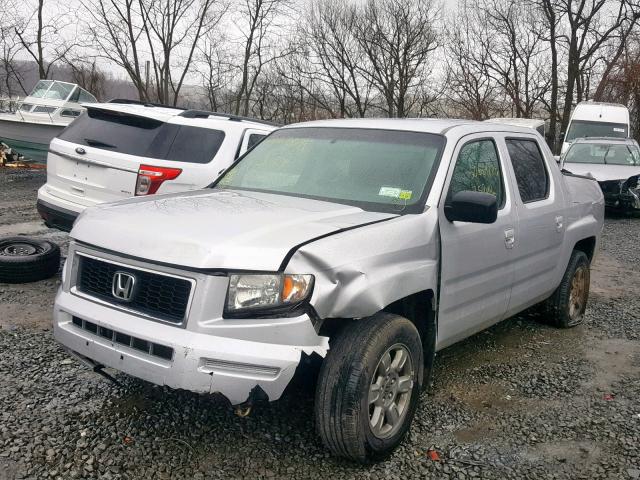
53,119,604,462
562,137,640,212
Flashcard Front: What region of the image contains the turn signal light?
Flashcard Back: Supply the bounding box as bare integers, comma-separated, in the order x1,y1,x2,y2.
135,165,182,195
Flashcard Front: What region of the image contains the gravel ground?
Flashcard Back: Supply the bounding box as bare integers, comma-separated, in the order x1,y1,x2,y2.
1,168,639,480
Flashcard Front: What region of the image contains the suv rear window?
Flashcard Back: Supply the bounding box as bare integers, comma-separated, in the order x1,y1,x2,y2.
58,108,225,164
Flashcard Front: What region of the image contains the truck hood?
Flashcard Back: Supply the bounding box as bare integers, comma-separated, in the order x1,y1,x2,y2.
71,189,398,270
563,162,640,182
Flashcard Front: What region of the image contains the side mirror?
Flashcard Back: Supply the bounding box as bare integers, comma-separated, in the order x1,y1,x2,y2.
444,191,498,224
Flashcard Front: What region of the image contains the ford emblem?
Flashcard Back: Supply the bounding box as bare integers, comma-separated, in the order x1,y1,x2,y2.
75,147,86,155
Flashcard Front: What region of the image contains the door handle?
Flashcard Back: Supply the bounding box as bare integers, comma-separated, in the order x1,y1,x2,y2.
504,228,515,249
555,216,564,232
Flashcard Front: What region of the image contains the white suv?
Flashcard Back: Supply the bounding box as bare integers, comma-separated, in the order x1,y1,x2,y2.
36,100,277,230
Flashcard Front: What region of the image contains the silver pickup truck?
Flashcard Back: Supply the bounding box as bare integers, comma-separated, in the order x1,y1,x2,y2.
53,119,604,462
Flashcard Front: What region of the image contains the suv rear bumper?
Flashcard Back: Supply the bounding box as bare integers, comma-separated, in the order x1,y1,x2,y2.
53,289,328,404
37,199,78,232
37,186,85,231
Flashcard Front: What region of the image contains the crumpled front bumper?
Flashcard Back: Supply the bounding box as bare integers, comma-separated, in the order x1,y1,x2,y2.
603,190,640,211
53,289,329,405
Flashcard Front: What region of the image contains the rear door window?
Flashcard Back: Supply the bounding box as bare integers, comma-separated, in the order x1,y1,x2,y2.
506,139,549,203
58,108,225,163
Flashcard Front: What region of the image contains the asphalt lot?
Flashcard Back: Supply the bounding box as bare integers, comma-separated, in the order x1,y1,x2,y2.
1,167,639,480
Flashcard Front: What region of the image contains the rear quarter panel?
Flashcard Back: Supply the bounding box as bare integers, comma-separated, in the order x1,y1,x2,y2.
556,173,604,278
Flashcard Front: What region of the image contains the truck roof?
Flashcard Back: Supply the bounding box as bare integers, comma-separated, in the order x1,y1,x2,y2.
484,117,546,128
282,118,543,136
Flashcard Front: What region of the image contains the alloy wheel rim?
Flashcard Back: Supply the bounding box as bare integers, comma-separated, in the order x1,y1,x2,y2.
568,266,588,323
368,343,414,439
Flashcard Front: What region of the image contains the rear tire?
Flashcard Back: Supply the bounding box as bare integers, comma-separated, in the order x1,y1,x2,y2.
543,250,590,328
0,236,61,283
315,313,423,462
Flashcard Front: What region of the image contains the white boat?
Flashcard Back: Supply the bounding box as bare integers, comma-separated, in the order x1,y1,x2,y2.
0,80,97,161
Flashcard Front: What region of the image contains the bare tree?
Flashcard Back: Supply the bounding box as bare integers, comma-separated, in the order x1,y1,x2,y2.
81,0,149,100
444,1,505,120
593,9,640,100
590,29,640,138
15,0,76,79
293,0,371,118
556,0,634,136
138,0,227,105
480,0,551,118
199,32,235,111
538,0,562,150
63,57,108,100
232,0,292,116
0,1,28,97
82,0,225,105
353,0,440,117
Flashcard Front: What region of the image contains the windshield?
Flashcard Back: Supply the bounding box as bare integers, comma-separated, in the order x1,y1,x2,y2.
215,127,445,213
29,80,53,98
28,80,76,101
564,143,640,166
565,120,628,142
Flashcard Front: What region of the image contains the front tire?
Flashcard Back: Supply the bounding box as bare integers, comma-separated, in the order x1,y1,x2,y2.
543,250,590,328
315,313,423,462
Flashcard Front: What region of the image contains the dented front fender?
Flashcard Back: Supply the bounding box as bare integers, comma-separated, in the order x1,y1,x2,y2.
287,209,440,319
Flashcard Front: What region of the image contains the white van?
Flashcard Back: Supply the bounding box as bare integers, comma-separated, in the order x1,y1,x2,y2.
37,100,277,231
561,101,630,154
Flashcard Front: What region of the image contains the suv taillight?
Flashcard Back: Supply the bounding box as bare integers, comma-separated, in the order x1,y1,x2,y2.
135,165,182,195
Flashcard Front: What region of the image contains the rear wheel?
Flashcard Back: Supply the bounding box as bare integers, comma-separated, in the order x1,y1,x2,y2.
543,250,590,328
315,313,423,462
0,236,61,283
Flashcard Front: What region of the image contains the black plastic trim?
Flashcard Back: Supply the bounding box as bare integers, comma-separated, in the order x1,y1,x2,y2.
37,199,78,232
178,109,280,127
107,98,184,110
561,169,598,181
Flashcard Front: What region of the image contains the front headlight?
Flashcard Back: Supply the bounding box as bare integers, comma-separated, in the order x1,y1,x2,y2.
226,273,314,315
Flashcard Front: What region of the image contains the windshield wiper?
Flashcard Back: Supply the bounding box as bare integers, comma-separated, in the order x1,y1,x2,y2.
84,138,116,149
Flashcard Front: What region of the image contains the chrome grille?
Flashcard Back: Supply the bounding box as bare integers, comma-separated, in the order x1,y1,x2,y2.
76,255,192,324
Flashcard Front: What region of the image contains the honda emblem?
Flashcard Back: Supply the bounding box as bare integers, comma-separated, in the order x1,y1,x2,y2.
112,272,136,302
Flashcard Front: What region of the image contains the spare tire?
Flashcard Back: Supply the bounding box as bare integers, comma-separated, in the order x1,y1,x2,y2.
0,236,61,283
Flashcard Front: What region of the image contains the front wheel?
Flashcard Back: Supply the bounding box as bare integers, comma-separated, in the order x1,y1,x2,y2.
315,313,423,462
543,250,590,328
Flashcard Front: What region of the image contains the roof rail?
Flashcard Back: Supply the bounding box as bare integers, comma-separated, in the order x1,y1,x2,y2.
107,98,184,111
178,109,280,127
